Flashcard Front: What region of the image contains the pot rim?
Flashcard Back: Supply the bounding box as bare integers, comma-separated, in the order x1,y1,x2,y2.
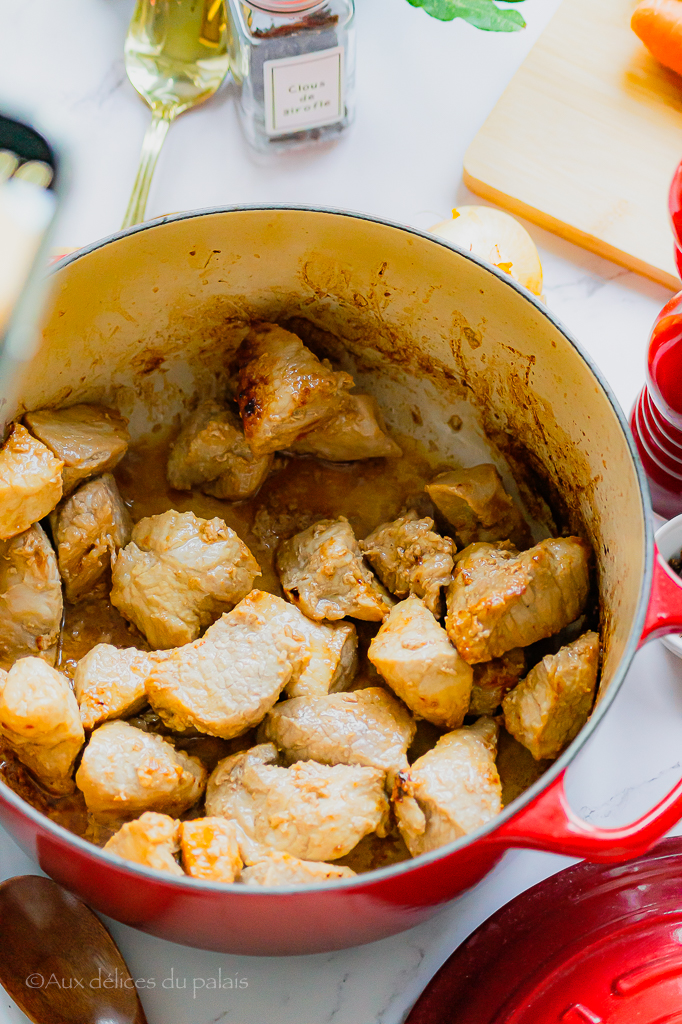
0,204,654,896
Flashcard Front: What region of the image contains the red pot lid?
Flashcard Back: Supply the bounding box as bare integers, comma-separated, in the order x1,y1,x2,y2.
406,837,682,1024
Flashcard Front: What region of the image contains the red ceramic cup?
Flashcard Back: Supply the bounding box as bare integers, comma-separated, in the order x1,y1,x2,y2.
631,160,682,517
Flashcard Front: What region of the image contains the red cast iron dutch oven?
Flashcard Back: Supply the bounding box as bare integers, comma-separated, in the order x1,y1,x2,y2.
2,206,682,956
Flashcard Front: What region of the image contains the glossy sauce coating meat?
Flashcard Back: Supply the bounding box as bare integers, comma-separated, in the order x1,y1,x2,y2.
0,322,602,886
503,631,600,760
73,643,155,731
104,811,183,875
283,617,358,699
426,463,530,549
468,648,526,716
240,850,355,886
180,817,244,882
205,741,279,821
206,743,389,861
292,394,402,462
76,720,206,820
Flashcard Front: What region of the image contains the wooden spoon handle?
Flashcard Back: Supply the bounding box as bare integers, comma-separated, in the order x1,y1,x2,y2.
0,875,148,1024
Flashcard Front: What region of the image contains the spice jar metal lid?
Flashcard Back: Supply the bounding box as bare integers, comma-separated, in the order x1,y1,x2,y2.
241,0,328,14
406,835,682,1023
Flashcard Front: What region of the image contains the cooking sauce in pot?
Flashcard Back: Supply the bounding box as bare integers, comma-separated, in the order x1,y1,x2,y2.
53,432,436,670
1,431,550,865
115,431,438,592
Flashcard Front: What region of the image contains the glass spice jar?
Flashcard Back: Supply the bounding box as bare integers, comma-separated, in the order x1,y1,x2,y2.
226,0,355,153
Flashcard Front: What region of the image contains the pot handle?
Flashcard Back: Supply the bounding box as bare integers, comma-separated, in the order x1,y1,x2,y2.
489,768,682,862
639,545,682,644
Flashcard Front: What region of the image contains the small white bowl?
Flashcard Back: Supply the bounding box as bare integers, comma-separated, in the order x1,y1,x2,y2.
655,513,682,659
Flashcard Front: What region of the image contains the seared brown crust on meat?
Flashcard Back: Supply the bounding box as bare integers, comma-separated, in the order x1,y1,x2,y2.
360,510,454,616
503,631,600,760
236,323,354,457
445,537,591,663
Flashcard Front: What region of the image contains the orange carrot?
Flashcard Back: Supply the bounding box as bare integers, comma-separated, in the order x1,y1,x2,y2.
632,0,682,78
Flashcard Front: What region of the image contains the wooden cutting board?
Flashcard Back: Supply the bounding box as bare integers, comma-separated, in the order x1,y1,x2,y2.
463,0,682,289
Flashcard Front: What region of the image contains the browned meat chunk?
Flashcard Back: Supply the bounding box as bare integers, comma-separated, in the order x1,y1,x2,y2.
104,812,183,875
240,851,355,886
24,404,130,495
0,523,62,669
73,644,154,730
426,464,531,549
145,591,307,739
293,395,402,461
503,631,600,760
445,538,591,663
0,657,84,795
50,473,132,603
276,517,393,622
110,510,260,649
205,741,280,818
180,818,243,882
236,323,354,457
263,687,416,784
206,744,389,861
76,720,206,820
205,586,357,700
393,717,501,856
360,510,454,616
368,597,473,729
0,423,63,539
167,399,273,500
469,648,526,716
277,613,358,699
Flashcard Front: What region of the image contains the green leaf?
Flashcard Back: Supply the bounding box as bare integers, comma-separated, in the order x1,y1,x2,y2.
409,0,526,31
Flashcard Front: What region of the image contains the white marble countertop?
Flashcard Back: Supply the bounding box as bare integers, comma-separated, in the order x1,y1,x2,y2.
2,1,682,1022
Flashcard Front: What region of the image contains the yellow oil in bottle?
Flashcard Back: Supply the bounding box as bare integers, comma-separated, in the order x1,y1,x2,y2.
125,0,229,114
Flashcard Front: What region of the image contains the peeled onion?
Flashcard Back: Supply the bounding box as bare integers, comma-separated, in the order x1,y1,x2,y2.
430,206,543,297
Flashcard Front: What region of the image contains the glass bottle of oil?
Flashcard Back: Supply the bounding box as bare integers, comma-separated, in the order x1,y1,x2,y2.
121,0,230,228
125,0,230,115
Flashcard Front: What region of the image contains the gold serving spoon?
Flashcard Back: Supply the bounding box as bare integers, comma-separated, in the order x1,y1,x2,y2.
122,0,229,230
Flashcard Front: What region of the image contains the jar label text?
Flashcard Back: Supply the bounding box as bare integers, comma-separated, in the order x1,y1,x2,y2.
263,47,344,136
